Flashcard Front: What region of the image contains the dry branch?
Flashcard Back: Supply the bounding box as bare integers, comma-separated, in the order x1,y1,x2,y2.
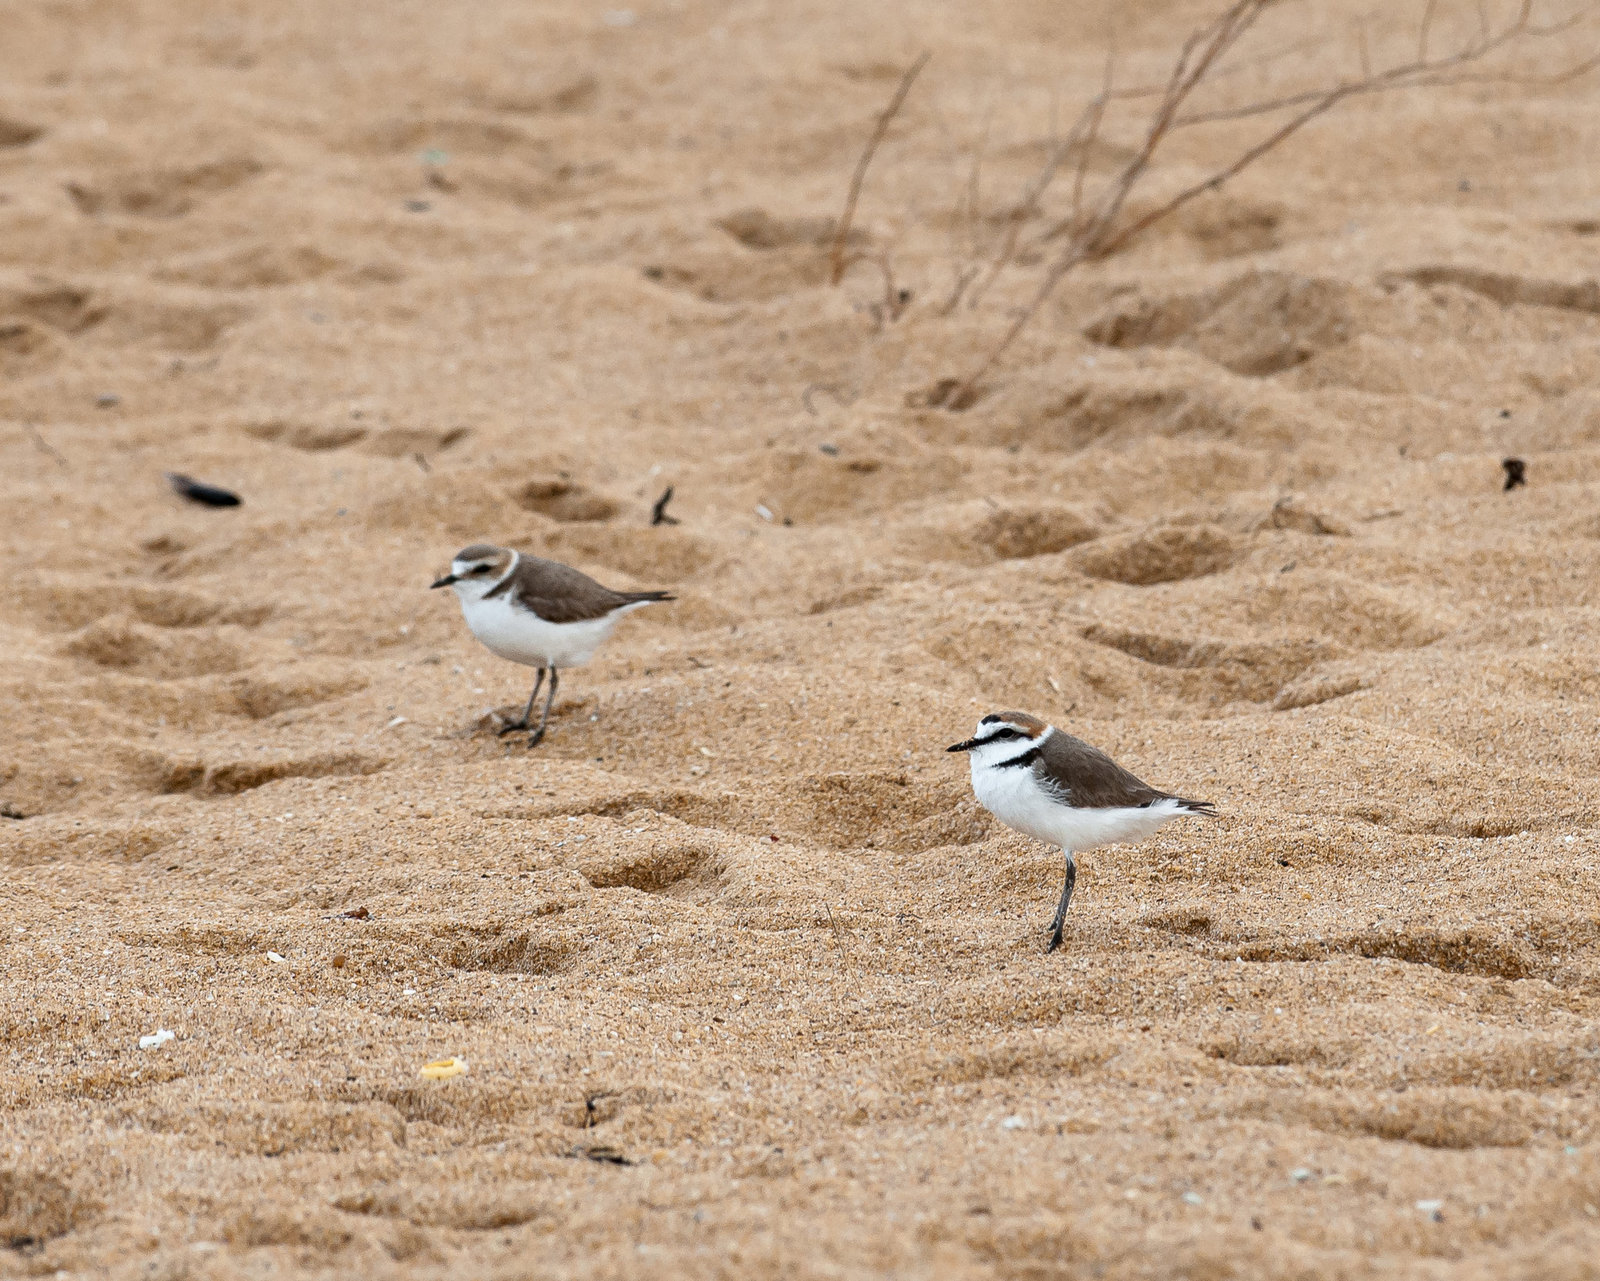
945,0,1600,403
963,47,1122,312
828,51,931,285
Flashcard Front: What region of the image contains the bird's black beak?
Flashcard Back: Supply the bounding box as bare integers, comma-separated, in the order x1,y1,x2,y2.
429,574,456,589
947,738,978,753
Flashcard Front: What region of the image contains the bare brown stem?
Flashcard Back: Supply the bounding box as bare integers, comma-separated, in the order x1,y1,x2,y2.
947,0,1596,404
25,422,68,469
1071,40,1118,234
828,51,932,286
963,90,1108,310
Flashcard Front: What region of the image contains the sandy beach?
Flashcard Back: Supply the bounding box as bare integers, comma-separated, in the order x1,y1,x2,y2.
4,0,1600,1276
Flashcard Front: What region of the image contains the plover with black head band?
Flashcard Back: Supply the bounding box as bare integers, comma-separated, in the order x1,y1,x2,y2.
948,711,1216,952
431,544,673,746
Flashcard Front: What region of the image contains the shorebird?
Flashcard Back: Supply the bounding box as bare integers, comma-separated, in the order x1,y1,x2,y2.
948,711,1216,951
431,544,672,746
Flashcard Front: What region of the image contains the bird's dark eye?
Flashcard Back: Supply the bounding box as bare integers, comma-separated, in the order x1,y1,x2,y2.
473,564,492,574
990,728,1018,741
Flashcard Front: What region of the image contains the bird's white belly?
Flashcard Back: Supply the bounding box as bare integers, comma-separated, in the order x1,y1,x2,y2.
972,763,1187,852
460,596,637,668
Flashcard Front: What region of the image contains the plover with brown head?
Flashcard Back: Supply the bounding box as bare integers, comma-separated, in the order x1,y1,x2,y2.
948,711,1216,952
431,544,673,746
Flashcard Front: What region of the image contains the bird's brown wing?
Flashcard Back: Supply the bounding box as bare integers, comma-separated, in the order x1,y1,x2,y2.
494,556,671,623
1035,731,1171,809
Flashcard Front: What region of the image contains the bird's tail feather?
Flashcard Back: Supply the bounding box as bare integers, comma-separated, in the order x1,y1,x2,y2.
1174,797,1218,817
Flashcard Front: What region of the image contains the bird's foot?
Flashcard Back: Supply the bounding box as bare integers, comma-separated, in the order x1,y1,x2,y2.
526,727,547,748
497,720,530,737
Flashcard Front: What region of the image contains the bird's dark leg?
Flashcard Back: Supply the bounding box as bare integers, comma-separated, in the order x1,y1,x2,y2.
499,668,545,735
528,667,559,747
1046,853,1077,953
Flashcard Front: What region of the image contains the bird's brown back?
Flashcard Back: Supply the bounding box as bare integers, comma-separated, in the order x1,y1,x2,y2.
488,554,673,623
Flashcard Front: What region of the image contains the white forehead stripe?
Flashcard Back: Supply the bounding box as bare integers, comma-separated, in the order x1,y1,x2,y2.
976,719,1043,737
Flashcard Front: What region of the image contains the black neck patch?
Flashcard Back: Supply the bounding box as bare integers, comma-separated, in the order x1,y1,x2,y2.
994,744,1042,770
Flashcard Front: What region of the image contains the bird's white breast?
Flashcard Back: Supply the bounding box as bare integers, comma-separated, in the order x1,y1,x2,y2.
971,758,1188,852
456,593,641,669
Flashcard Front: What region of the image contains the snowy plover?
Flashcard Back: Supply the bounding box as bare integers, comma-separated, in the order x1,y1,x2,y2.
948,711,1216,952
431,544,673,746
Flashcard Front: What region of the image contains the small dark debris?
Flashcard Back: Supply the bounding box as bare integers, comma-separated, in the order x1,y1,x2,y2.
1502,457,1526,491
413,451,431,473
641,265,664,280
818,443,839,456
0,803,25,820
404,199,431,213
1498,408,1512,419
165,472,242,507
650,485,679,526
339,906,370,921
1251,1217,1263,1231
1277,858,1290,868
574,1145,633,1166
582,1091,617,1129
96,393,120,408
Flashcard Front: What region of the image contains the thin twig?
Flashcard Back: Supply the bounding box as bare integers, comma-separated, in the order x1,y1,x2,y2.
833,246,914,326
936,106,994,312
1176,47,1600,126
964,92,1107,310
962,107,994,262
821,902,855,968
25,422,68,469
1073,40,1117,229
846,250,913,329
829,51,932,285
958,0,1259,386
948,0,1596,402
936,260,982,315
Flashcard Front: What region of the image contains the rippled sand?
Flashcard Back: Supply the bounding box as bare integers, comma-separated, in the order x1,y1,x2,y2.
4,1,1600,1276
